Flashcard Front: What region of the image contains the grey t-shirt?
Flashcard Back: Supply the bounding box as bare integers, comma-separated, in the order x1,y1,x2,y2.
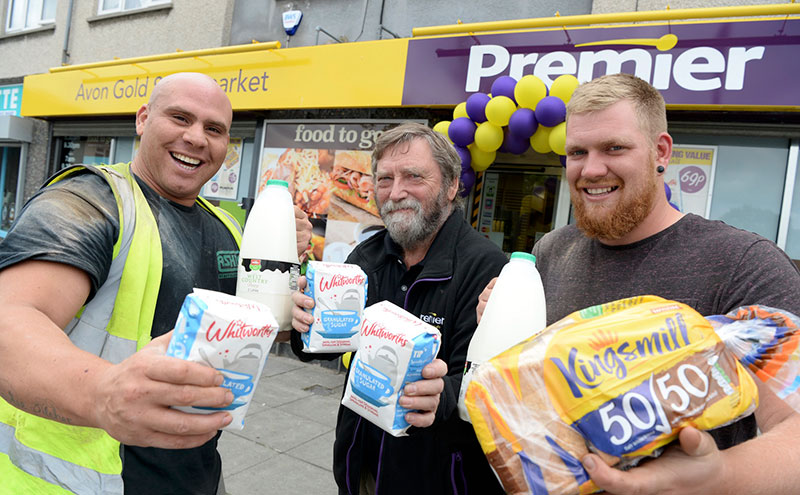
532,213,800,450
0,168,239,494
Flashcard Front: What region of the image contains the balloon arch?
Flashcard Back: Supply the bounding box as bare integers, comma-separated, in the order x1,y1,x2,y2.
433,74,579,197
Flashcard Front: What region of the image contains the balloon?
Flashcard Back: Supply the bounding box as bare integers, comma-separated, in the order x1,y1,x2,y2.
465,93,491,123
535,96,567,127
549,74,580,104
548,122,567,155
469,144,495,171
664,182,672,201
530,125,553,154
559,154,567,167
460,167,476,196
342,352,352,369
514,75,547,110
503,133,530,155
474,122,504,152
670,202,680,211
448,117,476,147
453,101,469,119
433,120,451,141
485,96,516,127
455,145,471,171
490,76,518,103
508,107,538,139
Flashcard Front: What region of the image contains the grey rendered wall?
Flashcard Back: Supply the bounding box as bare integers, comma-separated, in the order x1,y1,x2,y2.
230,0,593,47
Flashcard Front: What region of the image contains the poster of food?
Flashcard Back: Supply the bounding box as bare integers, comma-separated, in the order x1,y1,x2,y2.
258,122,411,263
665,145,717,217
202,137,243,200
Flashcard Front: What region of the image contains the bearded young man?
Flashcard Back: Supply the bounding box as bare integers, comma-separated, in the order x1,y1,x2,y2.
479,73,800,495
290,123,507,495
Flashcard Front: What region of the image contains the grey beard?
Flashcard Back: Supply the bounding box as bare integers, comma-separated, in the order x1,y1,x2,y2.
380,193,448,251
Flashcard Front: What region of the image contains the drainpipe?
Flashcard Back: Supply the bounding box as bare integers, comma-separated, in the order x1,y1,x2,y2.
61,0,75,65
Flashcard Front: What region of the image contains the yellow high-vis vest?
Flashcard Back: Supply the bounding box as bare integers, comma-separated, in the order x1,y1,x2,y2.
0,162,242,494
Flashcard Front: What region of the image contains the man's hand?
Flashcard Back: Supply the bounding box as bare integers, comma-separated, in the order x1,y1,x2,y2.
294,206,312,260
476,277,497,324
399,358,447,428
291,276,315,333
583,426,725,495
91,332,234,449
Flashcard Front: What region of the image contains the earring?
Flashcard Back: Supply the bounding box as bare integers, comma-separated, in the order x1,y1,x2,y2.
656,165,665,174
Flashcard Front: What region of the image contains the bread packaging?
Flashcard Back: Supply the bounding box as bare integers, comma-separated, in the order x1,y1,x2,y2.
465,295,760,495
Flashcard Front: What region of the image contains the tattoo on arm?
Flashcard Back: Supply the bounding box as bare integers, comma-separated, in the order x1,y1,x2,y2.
0,379,25,410
32,399,74,425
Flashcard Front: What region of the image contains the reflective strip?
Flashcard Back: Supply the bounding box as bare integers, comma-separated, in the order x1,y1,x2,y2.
0,422,123,495
63,166,138,364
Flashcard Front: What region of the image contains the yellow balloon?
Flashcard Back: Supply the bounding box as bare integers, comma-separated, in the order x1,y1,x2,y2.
453,102,469,120
342,352,352,369
433,120,452,142
548,122,567,155
474,122,504,152
514,75,547,110
530,125,553,154
550,74,580,104
469,144,496,171
484,96,516,127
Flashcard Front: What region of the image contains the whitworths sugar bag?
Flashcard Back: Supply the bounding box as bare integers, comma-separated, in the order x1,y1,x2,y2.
342,301,441,436
166,288,279,430
302,261,368,353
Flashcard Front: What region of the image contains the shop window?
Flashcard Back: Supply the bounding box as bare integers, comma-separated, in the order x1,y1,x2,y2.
1,146,21,236
98,0,170,15
6,0,56,32
783,143,800,264
56,136,113,170
476,168,562,256
671,134,789,242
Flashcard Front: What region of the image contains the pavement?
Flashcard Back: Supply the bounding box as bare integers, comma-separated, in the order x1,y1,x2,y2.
218,343,345,495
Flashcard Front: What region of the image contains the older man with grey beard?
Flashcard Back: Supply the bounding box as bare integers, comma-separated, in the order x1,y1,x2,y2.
290,122,507,495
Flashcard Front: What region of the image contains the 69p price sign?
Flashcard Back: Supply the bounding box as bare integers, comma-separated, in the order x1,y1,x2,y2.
572,362,717,457
666,145,717,217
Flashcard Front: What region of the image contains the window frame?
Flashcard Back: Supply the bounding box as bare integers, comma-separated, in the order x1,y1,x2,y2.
97,0,170,16
5,0,56,33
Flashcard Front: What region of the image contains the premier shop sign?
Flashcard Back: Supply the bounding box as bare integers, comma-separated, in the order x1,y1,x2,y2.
402,18,800,109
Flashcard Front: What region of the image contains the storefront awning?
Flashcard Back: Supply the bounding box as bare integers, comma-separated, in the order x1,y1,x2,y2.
0,115,33,142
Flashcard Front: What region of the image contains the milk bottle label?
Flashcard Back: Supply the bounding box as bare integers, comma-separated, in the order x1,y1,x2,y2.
302,261,368,353
342,301,441,437
236,259,300,330
165,288,279,430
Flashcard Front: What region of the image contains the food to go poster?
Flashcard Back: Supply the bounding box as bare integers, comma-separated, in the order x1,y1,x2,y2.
665,145,717,217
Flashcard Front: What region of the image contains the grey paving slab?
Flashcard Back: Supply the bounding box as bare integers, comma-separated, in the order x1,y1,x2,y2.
218,430,279,477
236,405,334,453
276,392,342,428
260,354,306,378
251,373,316,408
273,362,347,390
286,430,336,472
224,452,338,495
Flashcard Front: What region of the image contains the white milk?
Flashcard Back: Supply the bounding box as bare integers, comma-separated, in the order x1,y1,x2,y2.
342,301,441,437
302,261,368,353
166,288,279,430
236,179,300,332
457,252,547,422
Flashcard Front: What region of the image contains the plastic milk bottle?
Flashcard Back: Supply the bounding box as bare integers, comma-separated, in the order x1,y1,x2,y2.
236,179,300,332
457,252,547,422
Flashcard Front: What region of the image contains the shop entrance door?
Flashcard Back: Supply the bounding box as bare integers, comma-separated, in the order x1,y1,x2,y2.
1,145,22,236
476,166,565,256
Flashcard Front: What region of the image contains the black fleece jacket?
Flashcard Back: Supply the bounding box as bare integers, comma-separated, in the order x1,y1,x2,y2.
292,211,507,494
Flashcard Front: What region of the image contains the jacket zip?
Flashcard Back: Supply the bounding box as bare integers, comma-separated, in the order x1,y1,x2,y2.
346,417,362,494
451,451,467,495
404,276,452,310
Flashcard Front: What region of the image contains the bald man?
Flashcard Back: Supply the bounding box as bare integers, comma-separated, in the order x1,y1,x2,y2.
0,73,311,494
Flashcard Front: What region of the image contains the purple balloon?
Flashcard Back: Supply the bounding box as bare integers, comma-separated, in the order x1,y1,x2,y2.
491,76,518,103
460,168,476,196
535,96,567,127
508,108,538,139
559,154,567,167
503,133,530,155
448,117,477,147
465,93,491,123
664,182,672,201
454,145,471,171
669,201,680,211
